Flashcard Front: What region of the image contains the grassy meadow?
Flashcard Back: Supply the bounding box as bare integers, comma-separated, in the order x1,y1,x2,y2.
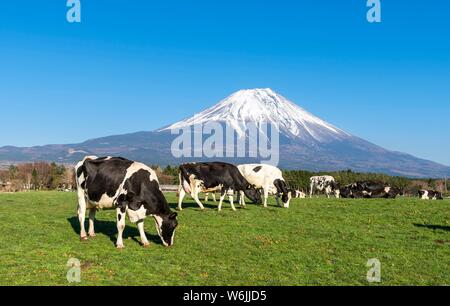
0,192,448,286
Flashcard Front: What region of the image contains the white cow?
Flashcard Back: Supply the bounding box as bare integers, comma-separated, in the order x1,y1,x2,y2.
309,176,340,198
238,164,292,208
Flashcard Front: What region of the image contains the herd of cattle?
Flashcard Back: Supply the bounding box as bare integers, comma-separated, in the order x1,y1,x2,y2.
74,156,445,249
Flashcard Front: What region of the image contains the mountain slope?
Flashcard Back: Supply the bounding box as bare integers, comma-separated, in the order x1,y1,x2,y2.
1,88,449,178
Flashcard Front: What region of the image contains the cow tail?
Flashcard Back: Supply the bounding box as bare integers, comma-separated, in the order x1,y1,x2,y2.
179,166,189,184
178,166,193,193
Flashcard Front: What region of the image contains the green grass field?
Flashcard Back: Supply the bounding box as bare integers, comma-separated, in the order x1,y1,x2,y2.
0,192,448,286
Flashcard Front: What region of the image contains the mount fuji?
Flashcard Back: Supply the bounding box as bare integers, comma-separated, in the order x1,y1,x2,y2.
161,88,351,142
1,88,449,178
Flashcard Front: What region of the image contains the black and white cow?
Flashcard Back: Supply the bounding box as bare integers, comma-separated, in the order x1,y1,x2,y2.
178,162,262,211
289,189,306,199
309,176,340,198
339,181,400,199
237,164,292,208
418,190,444,200
75,156,178,249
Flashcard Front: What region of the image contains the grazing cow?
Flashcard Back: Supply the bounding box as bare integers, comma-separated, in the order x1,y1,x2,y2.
75,156,178,249
309,176,340,198
178,162,262,211
418,190,443,200
238,164,292,208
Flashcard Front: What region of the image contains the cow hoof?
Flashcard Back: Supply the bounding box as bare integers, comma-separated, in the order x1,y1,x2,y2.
142,243,151,248
89,233,96,238
80,236,89,242
116,245,125,250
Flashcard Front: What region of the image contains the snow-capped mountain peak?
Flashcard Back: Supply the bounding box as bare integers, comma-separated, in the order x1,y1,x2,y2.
162,88,350,142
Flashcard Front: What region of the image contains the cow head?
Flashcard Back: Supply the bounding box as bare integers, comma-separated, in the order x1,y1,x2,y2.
339,186,353,198
281,191,292,208
390,187,403,197
273,179,292,208
244,185,262,204
154,212,178,247
332,182,341,198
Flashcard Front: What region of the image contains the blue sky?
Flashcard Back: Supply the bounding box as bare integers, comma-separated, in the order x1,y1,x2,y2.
0,1,449,165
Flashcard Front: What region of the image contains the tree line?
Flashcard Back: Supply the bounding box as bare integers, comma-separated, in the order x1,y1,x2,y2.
0,162,75,192
282,169,447,196
0,162,447,196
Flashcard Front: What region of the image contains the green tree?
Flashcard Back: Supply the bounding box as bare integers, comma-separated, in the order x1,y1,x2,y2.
31,168,38,190
8,165,18,180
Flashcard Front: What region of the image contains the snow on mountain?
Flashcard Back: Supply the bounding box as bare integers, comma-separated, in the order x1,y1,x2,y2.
162,88,351,142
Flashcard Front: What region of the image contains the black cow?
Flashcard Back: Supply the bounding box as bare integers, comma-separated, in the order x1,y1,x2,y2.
338,184,354,198
75,156,178,249
178,162,262,211
418,190,444,200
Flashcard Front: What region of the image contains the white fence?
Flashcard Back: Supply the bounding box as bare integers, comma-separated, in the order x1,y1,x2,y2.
160,185,178,193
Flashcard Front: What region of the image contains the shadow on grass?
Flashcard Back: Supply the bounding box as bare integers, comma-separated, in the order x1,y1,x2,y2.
169,201,218,210
67,217,163,247
169,201,251,211
414,224,450,232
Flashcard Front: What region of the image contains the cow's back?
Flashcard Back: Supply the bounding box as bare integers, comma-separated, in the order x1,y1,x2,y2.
180,162,244,190
238,164,283,188
84,158,132,202
311,175,335,182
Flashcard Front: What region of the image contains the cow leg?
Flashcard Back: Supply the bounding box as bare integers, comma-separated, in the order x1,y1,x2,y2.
212,193,217,204
178,188,186,211
77,190,88,241
309,183,314,198
205,193,209,202
263,188,269,208
88,208,96,238
275,194,281,207
116,208,126,249
192,191,205,210
229,193,237,211
218,190,227,212
239,191,246,207
137,220,150,247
